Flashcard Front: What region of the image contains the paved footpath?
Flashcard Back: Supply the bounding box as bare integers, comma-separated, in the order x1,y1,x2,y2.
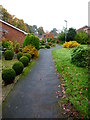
2,46,66,118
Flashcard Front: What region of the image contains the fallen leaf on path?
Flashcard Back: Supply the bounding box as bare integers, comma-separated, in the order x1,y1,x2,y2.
61,84,64,87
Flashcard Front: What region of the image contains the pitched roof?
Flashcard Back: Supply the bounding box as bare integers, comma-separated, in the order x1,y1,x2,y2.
77,25,88,32
0,19,28,35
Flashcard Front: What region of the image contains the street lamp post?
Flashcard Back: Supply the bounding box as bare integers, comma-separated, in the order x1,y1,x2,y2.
64,20,67,42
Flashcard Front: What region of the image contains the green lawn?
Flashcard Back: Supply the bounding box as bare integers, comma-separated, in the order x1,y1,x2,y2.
2,59,18,70
52,48,88,118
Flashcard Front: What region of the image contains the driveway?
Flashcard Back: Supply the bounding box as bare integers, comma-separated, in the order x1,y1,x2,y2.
2,46,66,118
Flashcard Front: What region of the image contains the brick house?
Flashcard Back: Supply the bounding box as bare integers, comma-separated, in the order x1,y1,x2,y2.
0,19,28,47
77,25,90,34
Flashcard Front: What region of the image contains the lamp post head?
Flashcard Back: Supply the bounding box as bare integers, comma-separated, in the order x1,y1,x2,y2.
64,20,67,23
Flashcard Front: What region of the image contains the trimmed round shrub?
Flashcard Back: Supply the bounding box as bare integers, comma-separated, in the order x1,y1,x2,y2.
19,56,29,67
2,68,16,85
17,52,23,60
4,50,14,60
24,53,31,62
12,61,24,75
45,44,50,49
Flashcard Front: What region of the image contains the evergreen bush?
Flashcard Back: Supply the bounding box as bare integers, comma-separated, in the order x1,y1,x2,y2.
23,33,40,50
19,56,29,67
2,68,16,84
71,46,88,67
17,52,23,60
12,61,24,75
23,53,31,62
4,50,14,60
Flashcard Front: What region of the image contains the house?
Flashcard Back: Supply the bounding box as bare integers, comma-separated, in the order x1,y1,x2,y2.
42,32,54,40
77,25,90,34
0,19,28,46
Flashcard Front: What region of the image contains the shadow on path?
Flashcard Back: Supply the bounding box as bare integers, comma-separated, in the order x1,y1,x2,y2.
2,46,67,118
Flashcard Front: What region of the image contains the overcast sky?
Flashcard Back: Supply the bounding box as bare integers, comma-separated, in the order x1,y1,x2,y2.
0,0,89,32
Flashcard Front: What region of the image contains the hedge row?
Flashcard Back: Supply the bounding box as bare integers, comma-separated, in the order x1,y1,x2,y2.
2,52,31,85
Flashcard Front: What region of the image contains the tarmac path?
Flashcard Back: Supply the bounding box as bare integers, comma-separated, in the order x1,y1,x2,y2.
2,46,66,118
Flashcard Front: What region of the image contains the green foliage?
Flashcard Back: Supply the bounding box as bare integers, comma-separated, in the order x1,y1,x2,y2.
67,28,76,41
17,52,23,60
23,33,40,50
23,53,31,62
75,30,88,44
40,39,45,45
47,38,52,42
2,68,16,85
12,61,24,75
45,44,50,49
39,46,45,49
19,56,29,67
71,46,88,67
13,40,20,53
58,31,65,41
48,42,52,46
51,39,55,43
2,39,13,51
4,50,14,60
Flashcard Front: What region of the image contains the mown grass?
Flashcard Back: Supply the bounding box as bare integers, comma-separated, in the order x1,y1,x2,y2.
2,59,18,70
52,47,88,118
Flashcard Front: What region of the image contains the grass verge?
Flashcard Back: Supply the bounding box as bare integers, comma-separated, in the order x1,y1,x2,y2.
52,47,88,118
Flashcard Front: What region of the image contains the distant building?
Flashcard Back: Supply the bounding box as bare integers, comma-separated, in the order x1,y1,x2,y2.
77,25,90,34
0,19,28,46
42,32,54,40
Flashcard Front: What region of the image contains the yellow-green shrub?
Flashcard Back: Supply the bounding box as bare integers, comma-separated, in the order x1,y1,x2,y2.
22,45,39,58
63,41,80,48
